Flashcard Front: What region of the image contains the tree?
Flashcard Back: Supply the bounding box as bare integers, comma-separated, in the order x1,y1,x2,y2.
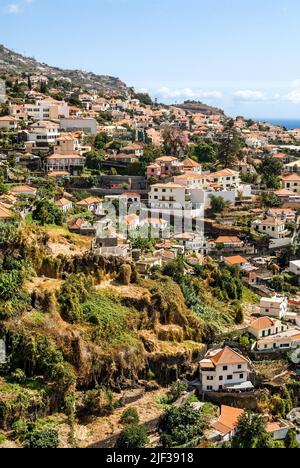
258,156,283,189
85,150,105,171
134,93,153,106
32,199,64,226
218,119,242,168
162,127,188,157
261,193,282,208
232,412,275,449
285,429,299,449
94,132,111,150
190,141,217,164
209,195,230,215
159,403,209,448
115,424,149,449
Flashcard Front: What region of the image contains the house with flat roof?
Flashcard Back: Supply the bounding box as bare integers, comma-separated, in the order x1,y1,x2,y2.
259,296,288,319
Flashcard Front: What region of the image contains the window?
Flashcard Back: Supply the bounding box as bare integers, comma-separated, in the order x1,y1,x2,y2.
223,366,228,371
207,386,213,391
227,375,233,381
207,376,213,381
239,374,244,379
219,376,223,381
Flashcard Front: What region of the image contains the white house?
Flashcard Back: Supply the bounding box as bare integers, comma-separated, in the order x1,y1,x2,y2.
200,347,252,392
28,121,59,147
252,217,288,239
76,196,103,215
255,328,300,352
259,296,288,319
55,198,73,213
248,317,288,340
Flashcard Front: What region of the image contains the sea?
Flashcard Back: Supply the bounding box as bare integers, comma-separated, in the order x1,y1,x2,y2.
255,118,300,130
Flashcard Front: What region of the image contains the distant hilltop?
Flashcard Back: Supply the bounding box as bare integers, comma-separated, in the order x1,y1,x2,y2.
0,44,130,97
174,100,225,116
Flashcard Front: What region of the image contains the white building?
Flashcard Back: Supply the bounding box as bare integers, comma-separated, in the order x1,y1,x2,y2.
290,260,300,277
200,347,252,392
252,217,289,239
248,317,288,340
25,99,70,121
60,118,97,135
148,182,204,218
55,198,73,213
28,121,59,147
259,296,288,319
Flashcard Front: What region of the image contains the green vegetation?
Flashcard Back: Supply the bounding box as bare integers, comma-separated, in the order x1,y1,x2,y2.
159,403,211,448
121,408,140,425
32,199,64,226
115,424,149,449
12,418,59,449
232,412,280,449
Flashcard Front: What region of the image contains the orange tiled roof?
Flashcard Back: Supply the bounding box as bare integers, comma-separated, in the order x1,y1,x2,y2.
212,406,245,435
210,347,249,366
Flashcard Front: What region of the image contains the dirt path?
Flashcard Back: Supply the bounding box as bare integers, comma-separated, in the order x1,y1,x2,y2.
77,388,168,449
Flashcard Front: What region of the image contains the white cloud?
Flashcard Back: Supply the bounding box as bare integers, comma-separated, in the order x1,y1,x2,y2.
5,3,22,14
233,90,266,102
4,0,34,14
155,87,222,101
286,89,300,104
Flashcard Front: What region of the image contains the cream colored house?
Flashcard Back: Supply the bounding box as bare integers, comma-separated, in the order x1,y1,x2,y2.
55,198,73,213
252,217,288,239
259,296,288,319
248,317,287,340
0,116,17,130
282,174,300,193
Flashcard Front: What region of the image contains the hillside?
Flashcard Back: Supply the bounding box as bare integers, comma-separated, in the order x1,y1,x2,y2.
0,44,130,96
175,100,225,116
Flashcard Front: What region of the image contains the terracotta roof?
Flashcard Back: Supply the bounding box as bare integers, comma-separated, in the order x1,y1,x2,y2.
152,182,184,189
274,189,294,196
182,158,201,168
0,204,14,219
210,347,249,366
249,317,277,331
282,173,300,181
224,255,248,265
11,185,36,194
215,236,242,244
47,153,85,160
208,169,238,178
259,217,285,226
77,196,102,206
55,198,72,207
211,406,245,435
156,156,179,163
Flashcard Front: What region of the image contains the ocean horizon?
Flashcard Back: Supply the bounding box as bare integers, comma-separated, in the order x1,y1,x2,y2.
255,118,300,130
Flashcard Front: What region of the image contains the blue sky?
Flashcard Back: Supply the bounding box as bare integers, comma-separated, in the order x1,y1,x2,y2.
1,0,300,118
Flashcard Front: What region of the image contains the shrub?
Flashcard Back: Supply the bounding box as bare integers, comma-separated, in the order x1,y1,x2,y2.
25,428,59,449
118,264,132,286
121,408,140,425
115,424,149,449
